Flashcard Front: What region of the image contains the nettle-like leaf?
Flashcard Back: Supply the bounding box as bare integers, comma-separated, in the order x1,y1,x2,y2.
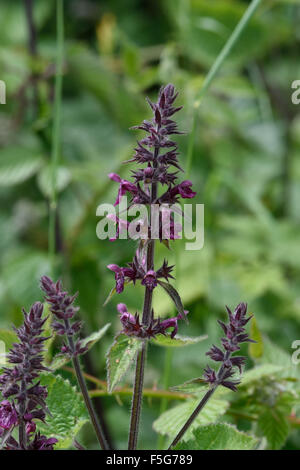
175,423,258,450
258,409,289,450
50,323,111,370
106,334,143,393
153,392,229,441
0,146,44,186
171,377,209,395
38,374,89,449
151,333,207,348
157,280,187,321
240,364,285,387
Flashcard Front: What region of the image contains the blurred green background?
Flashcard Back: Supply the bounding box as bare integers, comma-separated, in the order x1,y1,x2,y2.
0,0,300,450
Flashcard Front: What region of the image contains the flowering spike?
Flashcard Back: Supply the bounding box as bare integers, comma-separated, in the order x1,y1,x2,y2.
203,303,253,392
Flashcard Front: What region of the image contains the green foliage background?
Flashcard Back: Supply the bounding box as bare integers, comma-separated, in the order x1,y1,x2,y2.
0,0,300,449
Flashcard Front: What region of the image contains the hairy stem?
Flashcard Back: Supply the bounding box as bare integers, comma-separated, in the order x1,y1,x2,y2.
168,351,231,448
65,321,109,450
49,0,64,276
128,141,159,449
72,356,109,450
128,341,147,450
168,387,216,449
18,379,27,450
186,0,262,175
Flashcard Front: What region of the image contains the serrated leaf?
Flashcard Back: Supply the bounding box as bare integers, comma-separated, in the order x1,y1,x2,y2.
171,377,209,394
0,146,44,186
153,392,229,441
157,280,187,322
50,324,111,370
151,333,207,348
106,334,143,393
249,316,263,359
175,423,258,450
258,409,289,450
38,373,89,449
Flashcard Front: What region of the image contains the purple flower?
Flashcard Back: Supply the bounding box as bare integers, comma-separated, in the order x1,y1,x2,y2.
141,270,157,290
0,401,18,430
107,264,137,294
109,173,139,206
28,433,58,450
117,303,188,339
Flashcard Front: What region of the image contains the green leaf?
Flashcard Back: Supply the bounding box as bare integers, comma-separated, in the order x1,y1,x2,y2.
249,316,263,359
175,423,258,450
157,280,187,321
258,409,289,450
0,146,44,186
0,329,17,368
171,377,209,394
106,334,143,393
38,373,89,449
153,392,229,441
50,323,111,370
151,333,207,348
240,364,285,387
37,165,71,197
0,328,17,351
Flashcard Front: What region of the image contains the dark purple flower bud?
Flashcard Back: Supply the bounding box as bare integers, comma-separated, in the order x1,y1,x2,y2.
156,260,175,281
25,421,36,434
203,367,217,386
206,345,224,362
0,401,18,430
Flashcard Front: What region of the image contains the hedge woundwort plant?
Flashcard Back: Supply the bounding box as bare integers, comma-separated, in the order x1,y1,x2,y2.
105,84,253,450
0,85,253,451
0,302,57,450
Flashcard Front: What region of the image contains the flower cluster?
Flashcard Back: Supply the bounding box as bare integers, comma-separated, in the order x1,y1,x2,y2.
108,253,174,294
117,304,188,339
40,276,87,357
107,84,196,338
203,303,254,392
0,302,57,450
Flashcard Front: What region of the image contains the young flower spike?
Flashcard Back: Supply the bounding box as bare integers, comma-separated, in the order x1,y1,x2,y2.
204,302,253,391
40,276,109,450
168,302,253,449
0,302,57,450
